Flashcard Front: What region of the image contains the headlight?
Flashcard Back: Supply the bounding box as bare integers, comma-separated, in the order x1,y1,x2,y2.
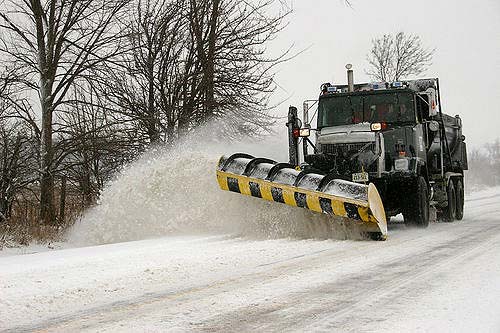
299,128,310,137
371,122,387,131
394,158,409,171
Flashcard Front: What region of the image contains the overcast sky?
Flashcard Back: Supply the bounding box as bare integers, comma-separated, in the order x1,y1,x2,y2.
268,0,500,148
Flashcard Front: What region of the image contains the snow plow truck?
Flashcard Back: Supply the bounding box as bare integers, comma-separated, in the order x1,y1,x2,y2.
216,65,468,240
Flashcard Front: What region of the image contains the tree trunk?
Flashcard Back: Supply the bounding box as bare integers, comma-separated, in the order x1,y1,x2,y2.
166,118,176,146
80,153,94,207
32,0,56,225
205,0,219,117
59,176,66,224
0,197,7,222
39,84,55,225
147,63,160,143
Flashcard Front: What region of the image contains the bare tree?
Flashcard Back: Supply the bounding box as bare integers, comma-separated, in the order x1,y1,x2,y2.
56,84,141,206
0,0,131,223
466,138,500,189
485,139,500,161
0,120,37,222
0,0,292,229
366,32,435,82
100,0,289,144
98,0,187,145
185,0,290,138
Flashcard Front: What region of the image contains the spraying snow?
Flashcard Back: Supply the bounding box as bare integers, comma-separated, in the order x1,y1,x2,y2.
69,129,357,245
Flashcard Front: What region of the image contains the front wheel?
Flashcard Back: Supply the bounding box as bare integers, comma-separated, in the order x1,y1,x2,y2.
367,232,387,241
403,176,430,228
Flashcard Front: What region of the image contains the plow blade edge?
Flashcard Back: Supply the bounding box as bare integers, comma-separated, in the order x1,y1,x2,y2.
216,154,387,239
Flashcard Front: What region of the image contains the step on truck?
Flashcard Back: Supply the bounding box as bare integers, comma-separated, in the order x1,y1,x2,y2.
216,65,468,240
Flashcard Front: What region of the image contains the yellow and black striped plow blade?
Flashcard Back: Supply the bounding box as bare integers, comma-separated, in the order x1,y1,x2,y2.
216,153,387,240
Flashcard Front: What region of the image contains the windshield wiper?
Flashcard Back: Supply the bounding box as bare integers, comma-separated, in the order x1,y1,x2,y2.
395,94,402,119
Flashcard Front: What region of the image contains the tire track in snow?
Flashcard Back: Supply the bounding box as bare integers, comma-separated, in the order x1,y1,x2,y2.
195,222,500,332
4,194,499,332
5,223,463,333
7,218,498,333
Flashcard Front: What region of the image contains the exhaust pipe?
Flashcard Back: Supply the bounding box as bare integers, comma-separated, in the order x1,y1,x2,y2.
346,63,354,92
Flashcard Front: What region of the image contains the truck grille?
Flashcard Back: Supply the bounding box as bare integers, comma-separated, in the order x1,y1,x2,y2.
322,142,376,156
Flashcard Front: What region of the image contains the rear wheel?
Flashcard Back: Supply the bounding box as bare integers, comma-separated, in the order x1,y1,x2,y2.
455,179,464,220
442,180,456,222
403,176,430,228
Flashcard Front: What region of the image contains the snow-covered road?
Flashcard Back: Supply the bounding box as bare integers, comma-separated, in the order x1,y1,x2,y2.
1,189,500,332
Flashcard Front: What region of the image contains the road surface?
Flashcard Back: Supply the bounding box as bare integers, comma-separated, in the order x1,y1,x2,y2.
1,188,500,332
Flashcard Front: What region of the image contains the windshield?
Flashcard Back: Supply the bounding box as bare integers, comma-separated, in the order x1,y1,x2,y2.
318,91,415,128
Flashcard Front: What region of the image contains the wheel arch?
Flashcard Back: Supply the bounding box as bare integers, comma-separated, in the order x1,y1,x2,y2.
445,171,463,186
416,158,430,180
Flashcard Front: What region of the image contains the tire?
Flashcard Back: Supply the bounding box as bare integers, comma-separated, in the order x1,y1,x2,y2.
442,180,456,222
367,232,387,241
455,179,464,220
403,176,430,228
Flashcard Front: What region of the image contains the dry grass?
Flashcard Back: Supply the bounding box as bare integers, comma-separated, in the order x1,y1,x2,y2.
0,222,72,250
0,189,89,250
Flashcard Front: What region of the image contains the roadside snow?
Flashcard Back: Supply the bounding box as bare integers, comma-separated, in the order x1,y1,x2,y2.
0,235,344,329
1,172,499,331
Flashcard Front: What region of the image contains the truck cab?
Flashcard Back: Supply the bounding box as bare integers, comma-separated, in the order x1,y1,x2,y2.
298,78,467,226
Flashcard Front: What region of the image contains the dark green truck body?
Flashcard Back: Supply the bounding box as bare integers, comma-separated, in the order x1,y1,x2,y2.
299,78,467,223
